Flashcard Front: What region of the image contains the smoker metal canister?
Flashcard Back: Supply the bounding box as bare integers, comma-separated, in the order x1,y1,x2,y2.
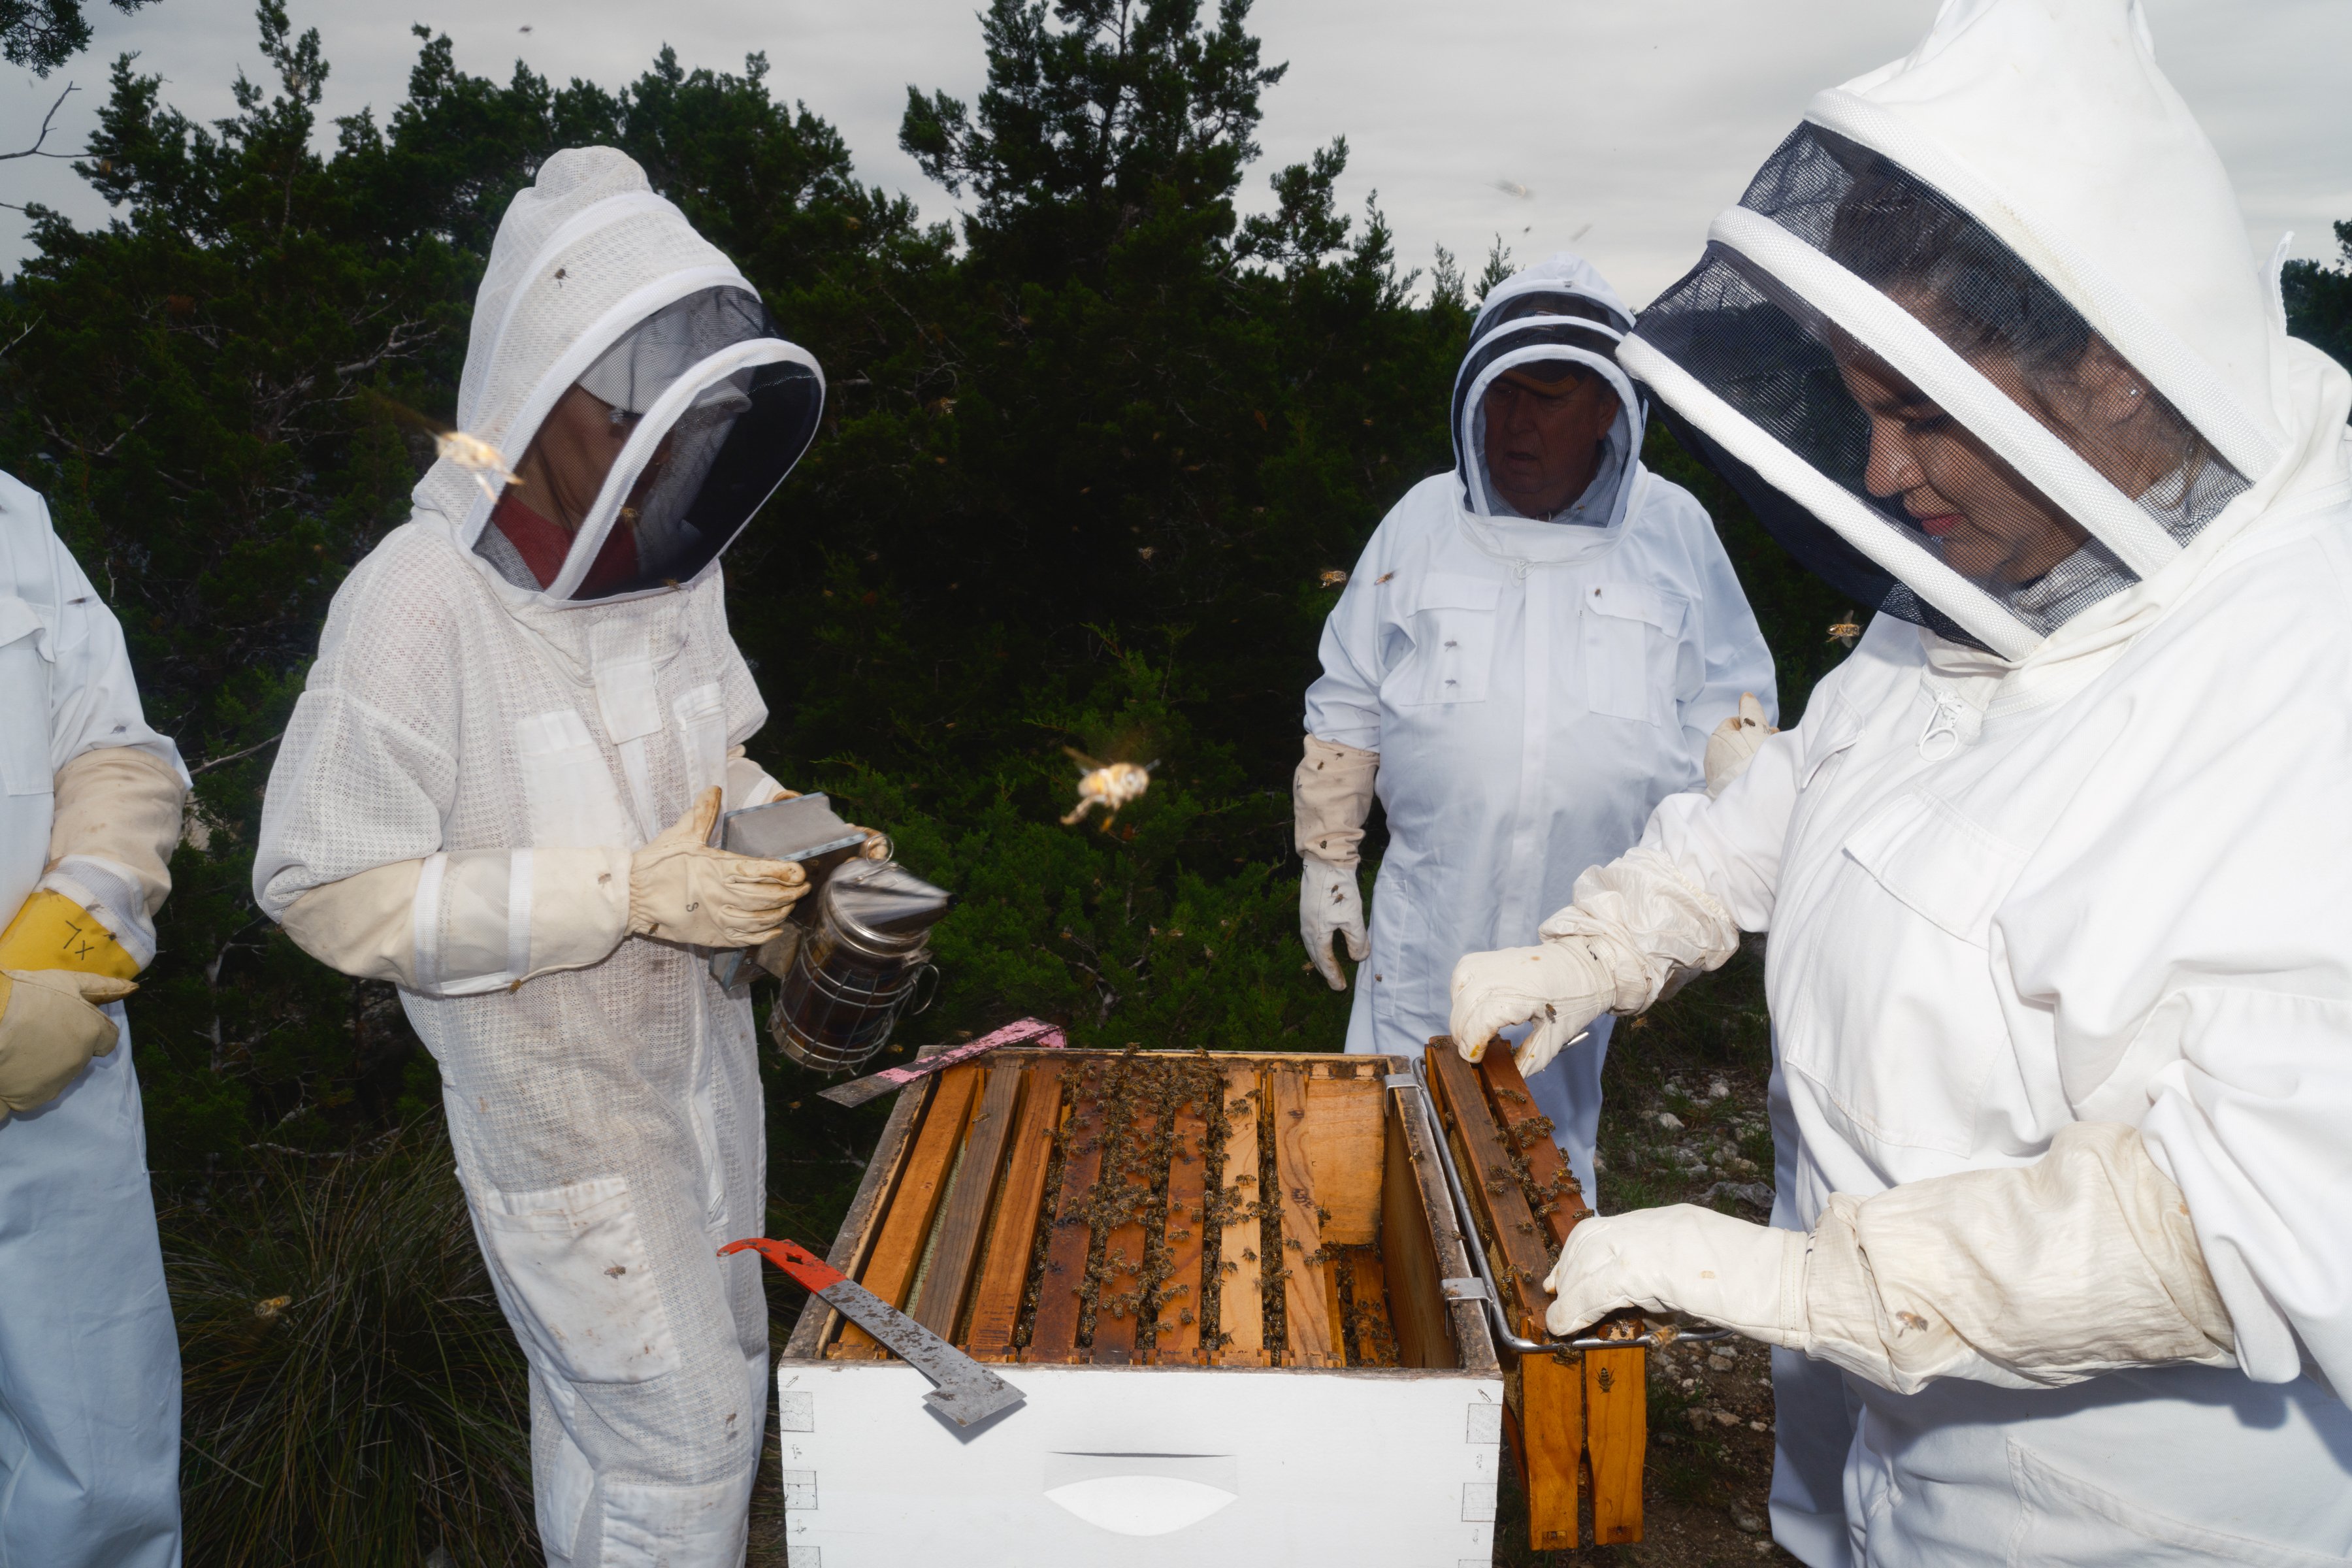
770,858,952,1073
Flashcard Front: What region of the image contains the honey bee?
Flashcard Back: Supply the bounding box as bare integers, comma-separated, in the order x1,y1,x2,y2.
1059,747,1156,826
364,391,519,504
435,429,521,503
1318,569,1348,589
1827,617,1863,648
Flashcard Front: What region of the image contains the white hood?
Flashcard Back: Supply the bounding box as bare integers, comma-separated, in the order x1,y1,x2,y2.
414,147,825,609
1621,0,2351,666
1452,252,1645,529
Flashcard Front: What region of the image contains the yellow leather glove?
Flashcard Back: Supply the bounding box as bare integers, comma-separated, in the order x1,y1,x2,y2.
0,969,138,1118
0,889,142,981
629,787,807,947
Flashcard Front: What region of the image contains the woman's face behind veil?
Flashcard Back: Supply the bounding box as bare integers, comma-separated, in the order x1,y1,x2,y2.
1837,318,2195,589
1836,348,2089,586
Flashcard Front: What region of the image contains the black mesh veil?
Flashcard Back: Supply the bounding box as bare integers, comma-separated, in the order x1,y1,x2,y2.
1629,122,2248,652
1475,289,1632,338
476,286,824,604
1450,287,1645,524
1650,397,1981,648
1450,316,1641,485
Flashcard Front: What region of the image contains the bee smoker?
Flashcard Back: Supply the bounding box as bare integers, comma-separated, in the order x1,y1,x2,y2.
768,857,952,1073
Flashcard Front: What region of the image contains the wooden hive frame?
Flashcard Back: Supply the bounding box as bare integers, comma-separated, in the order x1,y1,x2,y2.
779,1044,1652,1561
785,1049,1488,1378
1424,1041,1648,1550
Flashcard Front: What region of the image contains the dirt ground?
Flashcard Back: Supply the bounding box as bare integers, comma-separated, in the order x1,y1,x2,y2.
745,947,1801,1566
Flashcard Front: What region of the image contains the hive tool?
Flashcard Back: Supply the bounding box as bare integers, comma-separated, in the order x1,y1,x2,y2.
721,1235,1026,1428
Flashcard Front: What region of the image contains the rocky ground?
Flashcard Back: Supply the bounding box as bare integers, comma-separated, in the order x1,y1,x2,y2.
747,945,1797,1566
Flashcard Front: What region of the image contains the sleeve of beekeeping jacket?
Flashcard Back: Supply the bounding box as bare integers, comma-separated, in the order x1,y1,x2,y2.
253,536,632,996
1304,495,1424,755
1529,621,1880,1022
1657,482,1780,768
0,479,189,979
2012,556,2352,1397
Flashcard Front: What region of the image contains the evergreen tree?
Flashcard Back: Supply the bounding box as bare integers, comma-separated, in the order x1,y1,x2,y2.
3,0,156,76
2284,220,2352,379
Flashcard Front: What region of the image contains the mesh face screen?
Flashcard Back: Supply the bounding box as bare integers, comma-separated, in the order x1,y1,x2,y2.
566,357,821,600
1478,289,1632,336
1452,318,1627,452
478,288,823,602
1634,123,2250,645
1452,318,1635,519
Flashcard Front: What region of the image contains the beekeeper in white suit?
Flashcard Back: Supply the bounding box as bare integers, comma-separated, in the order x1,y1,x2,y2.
1452,1,2352,1561
1298,252,1774,1200
0,470,188,1567
255,148,873,1566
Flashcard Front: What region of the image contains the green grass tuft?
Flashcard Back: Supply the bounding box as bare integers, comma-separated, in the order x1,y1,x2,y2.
166,1129,537,1566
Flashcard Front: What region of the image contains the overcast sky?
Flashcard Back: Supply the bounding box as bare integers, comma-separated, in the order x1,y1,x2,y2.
6,0,2349,302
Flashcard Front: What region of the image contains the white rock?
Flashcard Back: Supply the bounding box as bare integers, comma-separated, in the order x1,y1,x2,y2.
1657,1111,1684,1131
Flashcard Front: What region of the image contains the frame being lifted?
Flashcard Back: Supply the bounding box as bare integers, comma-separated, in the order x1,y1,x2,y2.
1423,1041,1649,1550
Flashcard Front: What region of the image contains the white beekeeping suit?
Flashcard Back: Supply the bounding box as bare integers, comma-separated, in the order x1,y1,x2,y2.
1299,253,1774,1200
1450,2,2352,1563
0,470,188,1568
255,148,825,1568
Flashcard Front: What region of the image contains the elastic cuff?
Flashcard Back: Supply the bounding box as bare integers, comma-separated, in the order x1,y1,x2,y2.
1800,1195,1898,1387
725,754,794,810
1776,1222,1811,1343
1294,735,1378,862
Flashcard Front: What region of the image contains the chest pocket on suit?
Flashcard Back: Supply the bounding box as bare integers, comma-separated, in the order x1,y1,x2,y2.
1581,582,1688,725
1785,787,2027,1156
515,710,637,850
1840,788,2026,947
0,596,54,796
1389,574,1499,707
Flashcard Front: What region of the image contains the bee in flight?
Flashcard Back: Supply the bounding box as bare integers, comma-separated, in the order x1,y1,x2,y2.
1318,569,1348,589
434,430,521,504
1060,747,1156,826
1827,617,1863,648
365,391,519,504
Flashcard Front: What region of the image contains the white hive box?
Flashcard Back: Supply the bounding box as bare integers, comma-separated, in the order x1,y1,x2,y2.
771,1048,1505,1567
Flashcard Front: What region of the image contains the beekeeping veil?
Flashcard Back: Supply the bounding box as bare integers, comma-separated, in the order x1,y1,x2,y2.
414,146,823,604
1620,0,2328,660
1455,252,1645,527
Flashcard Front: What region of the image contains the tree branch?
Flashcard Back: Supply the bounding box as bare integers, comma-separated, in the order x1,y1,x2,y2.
189,731,284,776
1,81,81,161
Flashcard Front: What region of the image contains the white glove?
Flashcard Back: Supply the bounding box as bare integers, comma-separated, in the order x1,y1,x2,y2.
630,787,807,948
1299,859,1368,990
1546,1126,2240,1394
1703,693,1776,800
1543,1203,1805,1341
0,969,137,1118
1448,940,1612,1076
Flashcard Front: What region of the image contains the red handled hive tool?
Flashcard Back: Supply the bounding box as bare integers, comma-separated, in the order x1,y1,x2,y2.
720,1235,1025,1428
